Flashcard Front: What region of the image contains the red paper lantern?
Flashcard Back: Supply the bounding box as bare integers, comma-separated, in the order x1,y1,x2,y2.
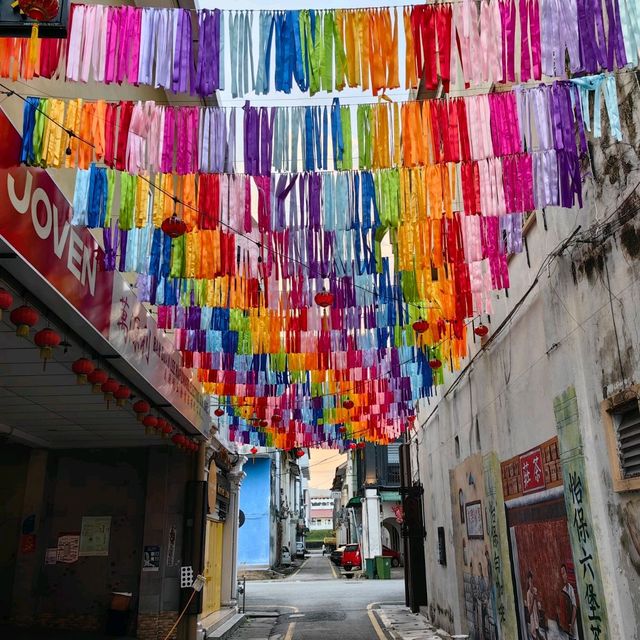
259,420,269,428
339,426,347,433
272,414,281,423
10,305,38,338
295,449,305,458
250,446,258,455
214,408,224,417
72,357,94,384
0,287,13,320
101,378,120,404
171,434,183,447
343,399,354,410
155,418,167,433
18,0,60,21
357,442,366,449
87,368,108,392
429,358,442,370
161,421,173,436
114,385,131,407
143,415,158,433
474,323,489,337
314,290,334,307
161,214,187,238
412,319,429,334
348,442,356,450
133,400,150,421
34,328,61,366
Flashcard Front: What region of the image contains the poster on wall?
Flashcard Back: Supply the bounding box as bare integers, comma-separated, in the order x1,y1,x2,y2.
20,533,36,554
45,548,58,565
79,516,111,557
143,545,161,572
465,501,484,539
502,437,584,640
167,525,177,567
57,533,80,563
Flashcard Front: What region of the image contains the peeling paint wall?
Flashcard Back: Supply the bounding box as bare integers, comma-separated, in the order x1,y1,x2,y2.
415,73,640,639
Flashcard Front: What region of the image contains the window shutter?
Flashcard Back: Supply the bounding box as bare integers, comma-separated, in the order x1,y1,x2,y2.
616,403,640,479
388,443,400,464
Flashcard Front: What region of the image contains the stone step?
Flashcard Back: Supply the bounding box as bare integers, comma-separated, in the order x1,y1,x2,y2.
207,613,245,639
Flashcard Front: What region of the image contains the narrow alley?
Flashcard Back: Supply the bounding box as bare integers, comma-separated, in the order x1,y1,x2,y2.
1,0,640,639
229,552,446,640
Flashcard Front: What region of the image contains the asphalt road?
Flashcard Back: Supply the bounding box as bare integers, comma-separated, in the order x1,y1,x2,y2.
233,551,405,640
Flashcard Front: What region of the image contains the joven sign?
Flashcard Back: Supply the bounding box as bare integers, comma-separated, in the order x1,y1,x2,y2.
0,110,113,335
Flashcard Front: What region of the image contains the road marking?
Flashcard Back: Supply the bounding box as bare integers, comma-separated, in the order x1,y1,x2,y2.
289,614,305,618
367,602,401,640
284,622,296,640
287,558,308,580
329,561,338,579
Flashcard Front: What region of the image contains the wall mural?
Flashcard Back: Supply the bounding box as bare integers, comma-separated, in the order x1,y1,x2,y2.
502,437,584,640
483,452,518,640
555,388,610,640
450,454,499,640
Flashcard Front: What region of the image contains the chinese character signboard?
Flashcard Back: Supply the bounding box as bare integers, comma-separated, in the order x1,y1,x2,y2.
555,388,610,640
483,452,518,639
501,437,563,501
520,448,546,494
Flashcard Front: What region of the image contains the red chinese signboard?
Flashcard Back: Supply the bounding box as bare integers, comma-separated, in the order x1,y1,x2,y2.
0,110,114,335
519,447,546,494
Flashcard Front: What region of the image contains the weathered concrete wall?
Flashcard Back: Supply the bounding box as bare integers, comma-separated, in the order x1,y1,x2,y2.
11,447,147,631
416,73,640,639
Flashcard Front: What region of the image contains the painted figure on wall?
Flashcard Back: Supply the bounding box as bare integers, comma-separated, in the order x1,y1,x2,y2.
556,564,581,640
525,570,543,639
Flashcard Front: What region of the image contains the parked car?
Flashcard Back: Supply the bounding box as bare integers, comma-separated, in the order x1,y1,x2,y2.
281,546,292,565
295,541,307,558
382,545,402,567
330,546,345,565
341,543,361,571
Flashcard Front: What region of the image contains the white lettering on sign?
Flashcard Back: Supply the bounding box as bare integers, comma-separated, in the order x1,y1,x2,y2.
6,172,97,296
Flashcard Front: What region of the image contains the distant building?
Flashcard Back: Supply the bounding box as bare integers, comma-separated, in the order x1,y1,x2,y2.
308,488,334,530
237,448,309,569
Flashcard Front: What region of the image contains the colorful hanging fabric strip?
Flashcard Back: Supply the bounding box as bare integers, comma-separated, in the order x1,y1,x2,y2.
19,77,610,184
2,1,637,94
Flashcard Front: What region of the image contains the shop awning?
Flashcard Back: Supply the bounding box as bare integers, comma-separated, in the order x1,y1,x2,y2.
346,497,362,507
381,491,401,502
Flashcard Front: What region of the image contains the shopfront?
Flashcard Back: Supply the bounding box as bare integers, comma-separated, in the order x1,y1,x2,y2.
0,109,211,639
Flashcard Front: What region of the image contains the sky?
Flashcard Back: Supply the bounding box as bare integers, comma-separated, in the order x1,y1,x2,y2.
308,449,346,489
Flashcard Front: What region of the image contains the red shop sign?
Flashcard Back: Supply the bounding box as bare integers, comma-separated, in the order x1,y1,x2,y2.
519,447,546,495
0,110,113,336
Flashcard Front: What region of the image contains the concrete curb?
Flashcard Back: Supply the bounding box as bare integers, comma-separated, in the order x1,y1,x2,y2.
374,605,454,640
206,613,245,639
